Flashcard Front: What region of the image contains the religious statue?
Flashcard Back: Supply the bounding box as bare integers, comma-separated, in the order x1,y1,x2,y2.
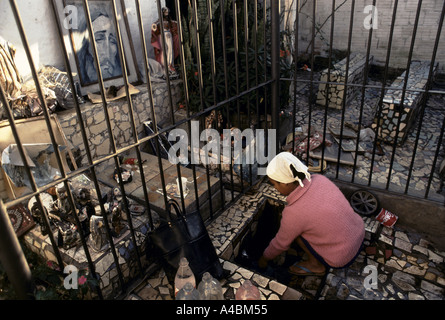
151,7,179,78
89,215,109,252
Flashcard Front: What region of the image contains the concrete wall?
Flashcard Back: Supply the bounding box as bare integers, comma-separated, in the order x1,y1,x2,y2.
284,0,445,72
0,0,164,79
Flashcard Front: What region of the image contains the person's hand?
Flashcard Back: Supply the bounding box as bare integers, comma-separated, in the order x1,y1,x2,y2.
258,255,268,269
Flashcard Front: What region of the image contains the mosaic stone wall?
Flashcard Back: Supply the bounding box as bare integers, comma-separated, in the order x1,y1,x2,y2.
316,53,372,109
372,61,438,144
23,211,153,299
57,80,183,166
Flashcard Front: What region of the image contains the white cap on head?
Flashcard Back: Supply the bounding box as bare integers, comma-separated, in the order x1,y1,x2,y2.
266,152,311,187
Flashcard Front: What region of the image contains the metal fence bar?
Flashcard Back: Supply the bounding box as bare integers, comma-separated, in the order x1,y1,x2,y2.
156,0,177,127
281,78,445,95
263,0,269,132
291,0,299,154
352,0,376,184
50,0,118,299
368,0,399,187
3,0,445,301
243,0,253,186
253,0,260,140
109,0,145,275
219,0,235,201
232,0,245,191
9,0,67,270
305,0,316,163
154,0,188,215
134,1,170,220
335,0,355,178
320,0,336,173
80,0,126,291
271,0,280,154
205,0,226,210
385,0,423,191
421,0,445,199
172,0,202,217
190,0,215,218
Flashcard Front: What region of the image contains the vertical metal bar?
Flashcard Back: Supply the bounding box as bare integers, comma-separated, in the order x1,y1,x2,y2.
49,0,105,298
271,0,280,154
155,0,177,126
9,0,66,192
81,0,126,290
254,0,259,132
263,0,268,130
419,1,445,198
233,0,244,191
191,0,205,110
109,0,144,274
135,0,170,218
121,0,154,231
244,0,253,185
154,0,188,214
219,0,235,201
205,0,225,208
426,113,445,199
320,0,336,172
306,0,316,162
172,0,201,214
405,2,445,195
0,200,34,299
335,0,355,178
291,0,300,154
368,0,399,187
386,0,422,191
206,0,217,105
190,0,214,218
352,0,376,183
8,0,66,269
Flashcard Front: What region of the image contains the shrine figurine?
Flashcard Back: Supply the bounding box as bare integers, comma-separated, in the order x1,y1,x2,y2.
30,201,52,235
110,205,125,237
52,184,74,222
89,215,109,252
151,7,179,78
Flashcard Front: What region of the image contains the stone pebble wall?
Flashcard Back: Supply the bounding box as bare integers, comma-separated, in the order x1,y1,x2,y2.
316,53,372,109
372,61,438,144
57,80,183,166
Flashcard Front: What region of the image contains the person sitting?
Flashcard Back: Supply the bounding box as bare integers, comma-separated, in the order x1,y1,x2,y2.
258,152,365,276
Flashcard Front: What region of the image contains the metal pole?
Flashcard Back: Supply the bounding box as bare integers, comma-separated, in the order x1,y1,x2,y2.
0,200,34,299
271,0,280,153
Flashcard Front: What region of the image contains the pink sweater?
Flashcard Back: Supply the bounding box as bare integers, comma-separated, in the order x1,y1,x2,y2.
263,175,365,268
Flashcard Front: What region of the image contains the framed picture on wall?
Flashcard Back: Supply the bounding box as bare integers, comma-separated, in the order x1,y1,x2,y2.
53,0,140,97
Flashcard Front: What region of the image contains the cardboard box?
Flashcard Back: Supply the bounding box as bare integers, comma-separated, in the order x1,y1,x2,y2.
0,115,75,200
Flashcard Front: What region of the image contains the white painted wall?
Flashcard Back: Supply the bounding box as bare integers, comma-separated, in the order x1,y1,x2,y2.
284,0,445,72
0,0,164,79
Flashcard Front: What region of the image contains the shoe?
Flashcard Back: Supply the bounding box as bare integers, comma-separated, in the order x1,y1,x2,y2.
288,263,326,276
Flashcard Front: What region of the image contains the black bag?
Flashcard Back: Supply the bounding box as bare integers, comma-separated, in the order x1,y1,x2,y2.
148,199,224,280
